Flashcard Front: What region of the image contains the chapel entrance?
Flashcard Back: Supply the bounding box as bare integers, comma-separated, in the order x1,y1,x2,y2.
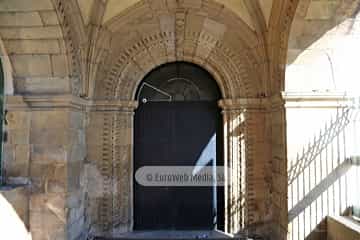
134,62,224,230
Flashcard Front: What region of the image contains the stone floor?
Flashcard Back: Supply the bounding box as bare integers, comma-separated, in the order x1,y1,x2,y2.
95,230,263,240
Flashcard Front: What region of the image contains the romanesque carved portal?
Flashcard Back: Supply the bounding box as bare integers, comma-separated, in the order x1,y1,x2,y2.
82,3,289,235
87,58,282,238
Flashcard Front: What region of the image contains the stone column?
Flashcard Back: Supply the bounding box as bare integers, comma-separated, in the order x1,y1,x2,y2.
4,95,87,240
219,98,272,236
219,100,246,234
269,94,288,240
86,100,138,237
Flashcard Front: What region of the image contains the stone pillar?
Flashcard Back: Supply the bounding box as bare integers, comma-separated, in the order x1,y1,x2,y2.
4,95,87,240
86,100,138,237
269,94,288,240
219,98,272,237
219,100,246,234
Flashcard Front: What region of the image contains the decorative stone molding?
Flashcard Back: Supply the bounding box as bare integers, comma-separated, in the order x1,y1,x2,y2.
283,92,355,108
51,0,88,96
87,100,138,112
219,98,270,111
218,95,286,111
5,95,139,112
217,97,274,233
91,0,268,100
5,95,88,111
102,30,258,100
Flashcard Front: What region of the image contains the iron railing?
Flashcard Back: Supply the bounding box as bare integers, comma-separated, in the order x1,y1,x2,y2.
288,98,360,240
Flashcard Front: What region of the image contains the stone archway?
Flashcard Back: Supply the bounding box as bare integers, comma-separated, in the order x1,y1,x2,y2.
85,1,286,239
87,60,272,239
0,37,14,95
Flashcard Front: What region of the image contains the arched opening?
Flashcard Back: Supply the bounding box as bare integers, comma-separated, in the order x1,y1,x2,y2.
286,2,360,239
133,62,224,231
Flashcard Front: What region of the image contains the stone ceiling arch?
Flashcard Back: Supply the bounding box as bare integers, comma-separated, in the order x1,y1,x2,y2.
0,36,14,95
93,0,267,100
0,0,86,95
287,0,360,64
51,0,88,95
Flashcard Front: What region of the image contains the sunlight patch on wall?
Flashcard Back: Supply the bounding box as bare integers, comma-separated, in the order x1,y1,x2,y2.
0,193,30,240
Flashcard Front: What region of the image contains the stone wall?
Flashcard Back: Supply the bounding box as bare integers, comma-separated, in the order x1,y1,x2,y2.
85,101,137,237
287,0,360,93
4,95,87,240
327,216,360,240
285,93,360,240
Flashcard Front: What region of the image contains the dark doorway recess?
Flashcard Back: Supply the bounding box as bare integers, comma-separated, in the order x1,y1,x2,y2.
134,62,224,230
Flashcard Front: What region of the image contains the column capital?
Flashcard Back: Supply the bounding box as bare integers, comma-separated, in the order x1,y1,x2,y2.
5,95,139,112
271,93,286,110
5,94,88,111
87,99,138,112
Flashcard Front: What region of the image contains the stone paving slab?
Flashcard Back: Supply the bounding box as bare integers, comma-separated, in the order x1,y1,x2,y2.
94,230,263,240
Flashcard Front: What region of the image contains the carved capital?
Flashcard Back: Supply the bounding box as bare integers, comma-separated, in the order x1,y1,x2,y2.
5,94,87,111
87,100,138,112
218,98,270,112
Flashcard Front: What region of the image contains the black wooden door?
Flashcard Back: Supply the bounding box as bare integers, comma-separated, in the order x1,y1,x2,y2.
134,102,221,230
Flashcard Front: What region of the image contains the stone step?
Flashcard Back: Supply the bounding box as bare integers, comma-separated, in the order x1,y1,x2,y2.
93,231,263,240
96,238,262,240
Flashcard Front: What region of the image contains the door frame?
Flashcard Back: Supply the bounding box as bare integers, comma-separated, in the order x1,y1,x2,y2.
132,101,224,231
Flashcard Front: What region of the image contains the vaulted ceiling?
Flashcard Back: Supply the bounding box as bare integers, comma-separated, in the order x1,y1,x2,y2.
76,0,273,30
0,0,300,98
288,0,360,63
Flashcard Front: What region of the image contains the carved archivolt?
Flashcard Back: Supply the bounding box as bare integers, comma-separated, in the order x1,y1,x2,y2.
51,0,87,96
103,31,258,100
90,1,269,100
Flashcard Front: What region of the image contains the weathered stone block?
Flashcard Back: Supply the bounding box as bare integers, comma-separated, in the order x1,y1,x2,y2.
68,129,86,147
0,0,53,12
0,12,43,27
68,145,86,163
69,111,84,130
11,55,52,77
5,145,31,177
0,26,63,40
4,40,60,54
15,77,71,94
30,125,71,144
51,54,68,77
67,216,84,240
305,1,338,20
30,163,67,194
86,132,103,147
30,211,65,232
5,111,31,130
7,129,30,144
67,161,82,192
31,145,67,163
31,111,69,130
3,143,15,166
66,190,82,209
39,11,60,25
86,146,102,163
30,193,65,212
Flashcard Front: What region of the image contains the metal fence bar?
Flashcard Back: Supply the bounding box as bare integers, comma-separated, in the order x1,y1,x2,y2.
288,98,360,239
